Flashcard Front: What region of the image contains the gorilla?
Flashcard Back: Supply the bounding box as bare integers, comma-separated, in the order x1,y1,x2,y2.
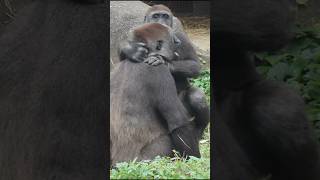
110,1,187,67
118,4,210,155
212,0,320,179
111,22,204,166
0,1,107,179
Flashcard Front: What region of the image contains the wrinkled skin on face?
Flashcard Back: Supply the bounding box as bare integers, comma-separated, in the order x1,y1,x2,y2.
144,10,173,27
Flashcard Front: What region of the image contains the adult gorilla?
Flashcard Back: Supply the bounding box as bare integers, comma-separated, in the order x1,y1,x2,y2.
213,0,320,179
0,0,106,180
110,1,191,67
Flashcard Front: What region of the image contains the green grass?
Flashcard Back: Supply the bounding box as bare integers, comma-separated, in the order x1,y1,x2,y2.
110,69,211,179
110,130,210,179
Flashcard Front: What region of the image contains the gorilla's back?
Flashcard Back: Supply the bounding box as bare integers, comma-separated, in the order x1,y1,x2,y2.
110,61,172,165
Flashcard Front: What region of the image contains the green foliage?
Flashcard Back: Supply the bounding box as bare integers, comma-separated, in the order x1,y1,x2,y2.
110,149,210,179
110,70,211,179
296,0,309,6
110,126,210,179
255,24,320,140
190,69,211,103
111,140,210,179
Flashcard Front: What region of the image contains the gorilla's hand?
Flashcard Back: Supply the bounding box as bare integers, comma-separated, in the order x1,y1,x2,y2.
166,52,179,72
119,41,148,63
170,123,201,158
132,43,149,62
144,54,165,66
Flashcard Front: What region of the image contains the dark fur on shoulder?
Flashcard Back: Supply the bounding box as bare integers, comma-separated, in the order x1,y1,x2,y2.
0,1,107,179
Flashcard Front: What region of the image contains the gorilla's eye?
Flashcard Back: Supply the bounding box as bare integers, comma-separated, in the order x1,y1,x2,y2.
156,40,163,50
163,14,169,19
152,14,159,19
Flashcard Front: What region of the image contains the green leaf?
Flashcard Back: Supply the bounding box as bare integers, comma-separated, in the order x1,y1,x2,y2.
296,0,309,5
267,62,293,81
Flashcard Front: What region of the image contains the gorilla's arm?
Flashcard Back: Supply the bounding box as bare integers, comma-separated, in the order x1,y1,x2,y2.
169,60,200,78
154,66,201,157
118,31,201,78
118,41,166,66
118,41,148,62
169,31,201,78
155,67,192,132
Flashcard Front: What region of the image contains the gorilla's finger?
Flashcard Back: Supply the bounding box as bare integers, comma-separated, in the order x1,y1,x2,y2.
144,56,156,64
151,58,164,66
136,42,147,48
137,46,148,54
149,57,159,65
143,58,150,63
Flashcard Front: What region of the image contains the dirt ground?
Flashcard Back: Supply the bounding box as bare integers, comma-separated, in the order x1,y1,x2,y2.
180,17,210,51
179,17,210,68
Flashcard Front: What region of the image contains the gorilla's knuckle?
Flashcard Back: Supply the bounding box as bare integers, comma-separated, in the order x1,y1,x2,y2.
188,89,206,103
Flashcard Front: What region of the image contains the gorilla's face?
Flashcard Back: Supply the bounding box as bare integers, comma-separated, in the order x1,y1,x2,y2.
128,23,180,61
145,11,173,27
145,26,180,61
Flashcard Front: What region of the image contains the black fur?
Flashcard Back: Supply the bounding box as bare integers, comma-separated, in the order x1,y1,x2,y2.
0,1,107,179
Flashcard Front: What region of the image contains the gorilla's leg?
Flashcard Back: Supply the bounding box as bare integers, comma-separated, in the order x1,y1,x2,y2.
179,87,210,137
140,134,173,160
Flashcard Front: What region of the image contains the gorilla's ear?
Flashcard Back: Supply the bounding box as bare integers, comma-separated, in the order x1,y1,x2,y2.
173,35,181,46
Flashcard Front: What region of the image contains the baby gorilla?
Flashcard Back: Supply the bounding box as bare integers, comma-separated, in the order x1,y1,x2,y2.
110,23,202,166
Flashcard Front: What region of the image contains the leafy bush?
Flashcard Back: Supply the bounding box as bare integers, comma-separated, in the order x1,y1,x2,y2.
190,69,211,103
255,24,320,140
110,70,211,179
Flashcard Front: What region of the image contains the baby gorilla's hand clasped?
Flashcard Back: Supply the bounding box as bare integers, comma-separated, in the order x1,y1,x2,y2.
129,42,149,63
144,54,165,66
